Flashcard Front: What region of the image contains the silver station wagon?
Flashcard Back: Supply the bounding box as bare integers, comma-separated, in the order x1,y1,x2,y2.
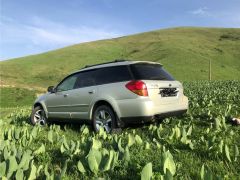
31,60,188,132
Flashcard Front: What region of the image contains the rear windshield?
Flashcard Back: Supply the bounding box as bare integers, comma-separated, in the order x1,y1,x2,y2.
130,63,174,81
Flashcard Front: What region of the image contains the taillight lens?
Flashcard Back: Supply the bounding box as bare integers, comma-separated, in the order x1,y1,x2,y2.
125,80,148,96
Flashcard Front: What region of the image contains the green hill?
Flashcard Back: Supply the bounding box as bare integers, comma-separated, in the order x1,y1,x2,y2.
1,27,240,89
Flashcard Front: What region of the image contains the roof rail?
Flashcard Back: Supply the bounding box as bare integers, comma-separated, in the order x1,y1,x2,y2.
84,59,127,69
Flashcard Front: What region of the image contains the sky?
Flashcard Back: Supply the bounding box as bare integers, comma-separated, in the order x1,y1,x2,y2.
0,0,240,60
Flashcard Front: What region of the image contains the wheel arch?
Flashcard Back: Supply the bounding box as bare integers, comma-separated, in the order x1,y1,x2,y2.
90,99,123,125
33,102,49,118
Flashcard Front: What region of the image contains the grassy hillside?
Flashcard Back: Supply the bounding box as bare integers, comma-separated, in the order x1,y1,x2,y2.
1,27,240,89
0,87,37,108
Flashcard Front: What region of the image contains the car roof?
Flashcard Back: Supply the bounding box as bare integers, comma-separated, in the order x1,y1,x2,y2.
73,60,162,74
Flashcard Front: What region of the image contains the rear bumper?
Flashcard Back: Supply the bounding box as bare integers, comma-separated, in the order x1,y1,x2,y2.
120,109,187,125
116,95,188,125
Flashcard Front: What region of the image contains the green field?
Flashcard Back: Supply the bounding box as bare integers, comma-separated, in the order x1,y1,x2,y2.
0,27,240,89
0,81,239,179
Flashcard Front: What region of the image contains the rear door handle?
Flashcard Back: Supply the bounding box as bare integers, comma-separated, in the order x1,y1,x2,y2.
88,90,95,94
63,94,69,97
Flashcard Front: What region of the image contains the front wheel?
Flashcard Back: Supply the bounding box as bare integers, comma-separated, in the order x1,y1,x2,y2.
30,106,47,125
93,105,117,133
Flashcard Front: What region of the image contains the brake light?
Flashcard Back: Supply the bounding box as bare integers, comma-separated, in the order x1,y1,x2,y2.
125,80,148,96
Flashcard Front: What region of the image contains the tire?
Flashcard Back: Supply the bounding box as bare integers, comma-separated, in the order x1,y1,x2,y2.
92,105,117,133
30,106,47,125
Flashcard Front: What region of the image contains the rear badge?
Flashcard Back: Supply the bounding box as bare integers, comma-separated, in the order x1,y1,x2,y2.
150,84,159,88
169,84,172,87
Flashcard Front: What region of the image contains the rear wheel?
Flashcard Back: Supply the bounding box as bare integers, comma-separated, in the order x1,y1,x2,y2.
93,105,117,133
30,106,47,125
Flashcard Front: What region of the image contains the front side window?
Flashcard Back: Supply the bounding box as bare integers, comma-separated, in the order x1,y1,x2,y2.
56,74,78,91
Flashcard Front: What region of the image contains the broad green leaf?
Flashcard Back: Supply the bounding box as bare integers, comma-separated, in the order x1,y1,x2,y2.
31,127,38,138
234,145,239,161
99,127,106,138
148,124,153,130
128,134,135,147
15,169,23,180
141,162,152,180
102,150,114,171
60,159,68,178
37,165,43,176
224,144,231,162
3,147,10,160
188,141,194,150
34,144,45,155
201,165,213,180
81,126,89,135
200,164,205,180
102,148,109,157
60,144,66,153
118,138,124,153
180,128,187,144
48,130,53,143
7,129,12,141
157,129,161,139
145,142,150,150
44,164,50,178
7,156,18,177
214,118,220,130
0,162,6,177
111,151,119,170
123,146,130,163
28,161,37,180
87,149,102,174
70,140,76,152
221,116,227,130
164,169,173,180
135,135,143,145
162,151,176,176
175,126,181,139
218,140,223,154
73,141,80,155
77,160,86,173
92,138,102,150
14,129,20,140
19,151,33,171
187,125,192,136
62,136,69,150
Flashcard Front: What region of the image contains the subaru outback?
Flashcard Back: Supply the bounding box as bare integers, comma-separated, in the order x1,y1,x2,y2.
31,60,188,132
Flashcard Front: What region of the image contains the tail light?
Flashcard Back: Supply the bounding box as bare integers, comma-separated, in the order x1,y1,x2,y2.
125,80,148,96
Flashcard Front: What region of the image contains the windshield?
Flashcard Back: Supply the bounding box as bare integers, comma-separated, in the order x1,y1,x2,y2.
130,63,174,81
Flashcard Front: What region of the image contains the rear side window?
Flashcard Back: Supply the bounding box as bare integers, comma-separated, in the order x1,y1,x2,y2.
74,70,97,88
96,66,131,85
130,63,174,80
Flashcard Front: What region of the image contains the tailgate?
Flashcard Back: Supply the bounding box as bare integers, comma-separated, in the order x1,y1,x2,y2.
144,80,183,105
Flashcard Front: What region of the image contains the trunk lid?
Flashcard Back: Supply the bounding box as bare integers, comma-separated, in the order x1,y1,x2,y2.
144,80,182,105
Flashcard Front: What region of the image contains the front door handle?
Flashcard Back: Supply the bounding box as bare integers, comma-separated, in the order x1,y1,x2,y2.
63,94,69,97
88,90,95,94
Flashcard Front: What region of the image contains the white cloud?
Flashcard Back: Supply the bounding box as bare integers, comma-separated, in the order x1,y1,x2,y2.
0,16,122,59
189,7,210,16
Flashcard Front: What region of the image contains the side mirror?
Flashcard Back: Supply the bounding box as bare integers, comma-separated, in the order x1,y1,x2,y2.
47,86,55,93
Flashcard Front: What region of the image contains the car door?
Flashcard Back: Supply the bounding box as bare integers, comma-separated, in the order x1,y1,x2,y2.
45,74,78,119
68,70,98,120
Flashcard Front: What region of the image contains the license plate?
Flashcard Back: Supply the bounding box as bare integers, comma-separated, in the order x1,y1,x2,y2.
159,88,178,97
